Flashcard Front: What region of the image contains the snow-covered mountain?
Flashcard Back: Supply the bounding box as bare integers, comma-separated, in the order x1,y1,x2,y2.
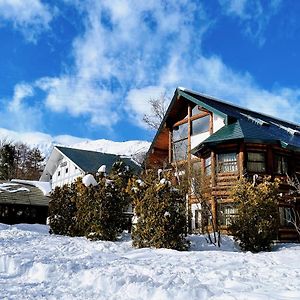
0,128,151,162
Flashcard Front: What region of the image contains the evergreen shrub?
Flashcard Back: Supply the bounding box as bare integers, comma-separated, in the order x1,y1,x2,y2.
229,177,280,252
48,161,133,241
131,171,189,251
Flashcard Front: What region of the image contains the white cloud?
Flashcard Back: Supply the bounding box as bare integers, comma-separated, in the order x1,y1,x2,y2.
4,0,299,137
0,0,53,42
157,54,300,124
32,0,208,129
218,0,282,46
125,86,167,128
4,83,42,132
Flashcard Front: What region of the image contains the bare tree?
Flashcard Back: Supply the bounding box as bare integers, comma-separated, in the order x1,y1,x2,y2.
143,94,169,130
286,174,300,238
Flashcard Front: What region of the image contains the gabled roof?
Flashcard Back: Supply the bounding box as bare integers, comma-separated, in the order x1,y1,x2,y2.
191,119,279,154
41,146,140,180
56,146,120,174
178,88,300,151
146,87,300,165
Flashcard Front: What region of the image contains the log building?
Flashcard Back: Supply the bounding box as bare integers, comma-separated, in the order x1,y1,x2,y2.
145,87,300,241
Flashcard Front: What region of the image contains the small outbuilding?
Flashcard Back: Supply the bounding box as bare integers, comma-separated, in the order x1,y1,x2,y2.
0,180,50,224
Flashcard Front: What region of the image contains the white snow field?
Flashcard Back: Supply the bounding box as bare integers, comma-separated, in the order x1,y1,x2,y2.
0,224,300,300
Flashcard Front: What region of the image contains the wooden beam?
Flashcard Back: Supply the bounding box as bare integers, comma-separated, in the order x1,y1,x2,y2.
168,129,172,164
209,113,213,134
173,112,210,127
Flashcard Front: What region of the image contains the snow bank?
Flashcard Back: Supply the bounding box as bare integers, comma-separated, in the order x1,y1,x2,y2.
0,224,299,299
11,179,51,196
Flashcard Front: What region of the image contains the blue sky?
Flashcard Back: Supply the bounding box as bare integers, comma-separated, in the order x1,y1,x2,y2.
0,0,300,144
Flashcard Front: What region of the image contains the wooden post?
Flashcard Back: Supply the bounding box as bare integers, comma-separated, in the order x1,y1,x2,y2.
211,150,216,187
210,150,217,231
239,143,245,178
209,113,213,134
168,129,172,164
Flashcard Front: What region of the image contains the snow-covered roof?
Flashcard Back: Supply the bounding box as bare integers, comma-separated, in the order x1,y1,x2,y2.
0,180,49,207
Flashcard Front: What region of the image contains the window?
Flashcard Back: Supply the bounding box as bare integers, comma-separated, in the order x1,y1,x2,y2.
172,123,188,162
275,155,288,174
279,207,295,227
192,115,210,135
58,171,60,177
218,203,237,226
247,152,266,172
66,168,68,174
217,153,237,173
204,156,211,176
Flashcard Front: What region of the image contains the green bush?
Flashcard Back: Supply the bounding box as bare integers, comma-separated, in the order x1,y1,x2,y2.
131,172,189,251
48,161,133,241
229,177,280,252
48,182,80,236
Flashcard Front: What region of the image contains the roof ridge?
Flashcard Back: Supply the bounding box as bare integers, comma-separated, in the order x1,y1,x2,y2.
178,87,300,128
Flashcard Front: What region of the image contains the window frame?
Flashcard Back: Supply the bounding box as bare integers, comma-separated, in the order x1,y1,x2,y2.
274,154,288,175
217,152,238,173
279,206,295,227
218,203,238,226
247,151,266,173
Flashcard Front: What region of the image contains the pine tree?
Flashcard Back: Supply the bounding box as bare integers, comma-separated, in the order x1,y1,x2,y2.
229,177,280,252
26,147,45,179
0,142,15,180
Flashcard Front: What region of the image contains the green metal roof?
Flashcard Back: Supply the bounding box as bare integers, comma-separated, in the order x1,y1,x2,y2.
191,119,278,154
56,146,140,174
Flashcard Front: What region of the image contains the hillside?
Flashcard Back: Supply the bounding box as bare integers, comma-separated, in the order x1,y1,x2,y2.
0,128,151,162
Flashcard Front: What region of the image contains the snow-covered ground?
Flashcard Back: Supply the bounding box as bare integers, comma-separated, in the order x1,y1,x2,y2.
0,224,299,300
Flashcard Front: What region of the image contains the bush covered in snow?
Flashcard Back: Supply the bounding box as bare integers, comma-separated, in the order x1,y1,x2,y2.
48,161,133,241
229,177,280,252
48,181,80,236
131,171,189,251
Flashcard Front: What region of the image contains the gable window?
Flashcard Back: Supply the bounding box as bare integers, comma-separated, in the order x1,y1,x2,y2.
217,153,237,173
58,171,60,177
192,115,210,135
247,152,266,173
66,168,69,174
172,122,188,162
275,155,288,174
204,156,211,176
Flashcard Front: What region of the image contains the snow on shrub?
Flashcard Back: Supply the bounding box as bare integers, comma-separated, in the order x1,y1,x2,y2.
48,161,133,241
82,174,98,187
130,171,189,251
229,177,280,252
